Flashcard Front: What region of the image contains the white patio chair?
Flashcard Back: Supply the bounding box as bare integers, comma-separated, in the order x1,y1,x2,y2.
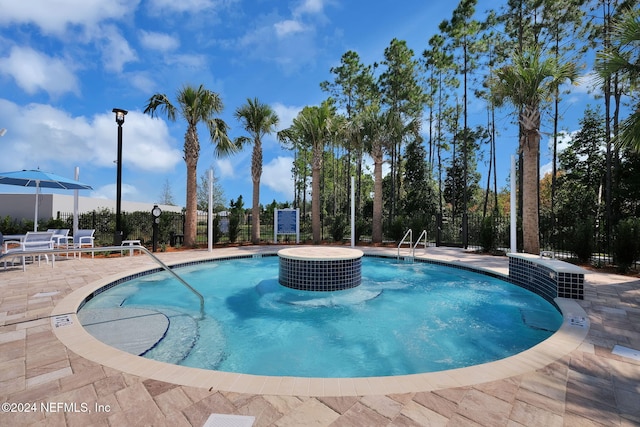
47,228,71,258
73,229,95,258
3,231,55,271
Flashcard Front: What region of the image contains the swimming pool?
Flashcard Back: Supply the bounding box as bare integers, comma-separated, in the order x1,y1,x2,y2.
78,255,563,378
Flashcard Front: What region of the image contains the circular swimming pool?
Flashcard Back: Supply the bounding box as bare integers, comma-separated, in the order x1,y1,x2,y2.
78,255,563,378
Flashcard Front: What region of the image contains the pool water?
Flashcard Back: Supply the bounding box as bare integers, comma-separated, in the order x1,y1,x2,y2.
79,256,563,378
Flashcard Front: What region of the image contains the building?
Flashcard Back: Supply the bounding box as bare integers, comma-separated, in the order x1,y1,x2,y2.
0,193,183,223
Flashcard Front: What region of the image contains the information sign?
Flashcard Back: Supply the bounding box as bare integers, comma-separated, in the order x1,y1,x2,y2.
274,208,299,243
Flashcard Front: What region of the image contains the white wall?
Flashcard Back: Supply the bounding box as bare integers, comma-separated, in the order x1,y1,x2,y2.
0,193,183,223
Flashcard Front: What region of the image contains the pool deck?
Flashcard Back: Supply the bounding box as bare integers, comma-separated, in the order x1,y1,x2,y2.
1,245,639,426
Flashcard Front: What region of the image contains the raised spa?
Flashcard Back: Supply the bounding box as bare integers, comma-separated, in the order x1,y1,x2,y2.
278,247,363,291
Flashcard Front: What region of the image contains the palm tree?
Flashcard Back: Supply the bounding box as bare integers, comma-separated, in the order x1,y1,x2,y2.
596,6,640,151
360,106,390,244
279,101,335,244
144,84,237,247
234,98,279,244
492,48,577,254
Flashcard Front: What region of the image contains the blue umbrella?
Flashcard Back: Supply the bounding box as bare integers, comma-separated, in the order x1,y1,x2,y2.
0,169,93,231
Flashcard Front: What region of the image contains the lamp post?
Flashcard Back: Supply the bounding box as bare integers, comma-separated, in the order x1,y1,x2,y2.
152,205,162,252
112,108,128,245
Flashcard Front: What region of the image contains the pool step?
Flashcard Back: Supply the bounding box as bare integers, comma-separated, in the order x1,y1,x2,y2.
178,316,226,370
141,308,198,363
78,307,169,356
520,308,558,332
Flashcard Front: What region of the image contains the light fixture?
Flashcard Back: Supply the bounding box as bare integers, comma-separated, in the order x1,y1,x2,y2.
152,205,162,252
112,108,128,245
112,108,127,125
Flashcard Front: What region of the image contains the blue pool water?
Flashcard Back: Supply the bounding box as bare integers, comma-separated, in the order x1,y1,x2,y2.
79,256,563,378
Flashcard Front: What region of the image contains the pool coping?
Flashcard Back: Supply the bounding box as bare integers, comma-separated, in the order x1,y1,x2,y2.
50,248,590,397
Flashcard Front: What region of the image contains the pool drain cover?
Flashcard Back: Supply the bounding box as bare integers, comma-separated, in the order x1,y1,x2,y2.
203,413,255,427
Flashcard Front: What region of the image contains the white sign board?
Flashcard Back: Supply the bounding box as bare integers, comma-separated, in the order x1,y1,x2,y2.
274,208,299,243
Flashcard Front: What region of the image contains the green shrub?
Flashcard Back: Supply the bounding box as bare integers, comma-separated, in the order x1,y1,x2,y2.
385,216,407,243
570,219,593,263
479,215,495,252
0,215,23,234
228,214,240,243
212,216,220,244
614,218,640,273
355,218,369,243
408,216,429,236
330,214,347,242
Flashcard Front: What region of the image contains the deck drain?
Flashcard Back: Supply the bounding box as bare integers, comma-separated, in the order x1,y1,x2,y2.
612,345,640,362
203,413,255,427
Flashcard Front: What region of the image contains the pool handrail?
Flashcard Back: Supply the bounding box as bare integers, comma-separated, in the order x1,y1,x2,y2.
412,230,428,257
0,245,205,318
397,229,412,260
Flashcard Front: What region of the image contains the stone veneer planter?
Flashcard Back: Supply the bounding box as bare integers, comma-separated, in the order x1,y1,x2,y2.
278,247,363,291
508,253,587,302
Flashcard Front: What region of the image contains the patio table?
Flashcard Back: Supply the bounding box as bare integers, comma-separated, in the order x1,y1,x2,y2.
121,240,142,256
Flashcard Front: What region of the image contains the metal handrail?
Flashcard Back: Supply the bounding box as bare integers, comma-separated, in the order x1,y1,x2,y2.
397,229,412,259
413,230,428,257
0,245,205,318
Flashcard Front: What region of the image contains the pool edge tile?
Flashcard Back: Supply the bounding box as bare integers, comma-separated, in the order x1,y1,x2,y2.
49,247,591,398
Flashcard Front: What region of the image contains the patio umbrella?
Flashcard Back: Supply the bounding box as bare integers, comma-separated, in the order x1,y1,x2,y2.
0,169,93,231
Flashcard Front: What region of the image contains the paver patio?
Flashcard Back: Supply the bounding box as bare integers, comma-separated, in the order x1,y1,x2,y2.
1,246,638,426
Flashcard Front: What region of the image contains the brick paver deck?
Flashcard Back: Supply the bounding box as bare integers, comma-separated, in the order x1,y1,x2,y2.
1,246,638,426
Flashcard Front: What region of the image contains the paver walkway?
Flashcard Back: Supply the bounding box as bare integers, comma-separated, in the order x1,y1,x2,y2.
1,246,638,426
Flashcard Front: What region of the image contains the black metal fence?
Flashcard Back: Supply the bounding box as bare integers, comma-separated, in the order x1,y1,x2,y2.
4,209,636,269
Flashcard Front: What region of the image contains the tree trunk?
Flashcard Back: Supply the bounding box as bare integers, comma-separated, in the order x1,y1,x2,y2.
184,127,199,247
184,161,198,247
372,155,383,244
521,107,540,254
311,165,321,244
251,179,260,244
251,140,262,244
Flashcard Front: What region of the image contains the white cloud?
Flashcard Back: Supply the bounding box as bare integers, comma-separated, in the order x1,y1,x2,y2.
274,20,306,38
128,72,156,93
100,25,138,73
0,0,134,35
0,99,182,173
147,0,221,14
233,5,328,73
139,30,180,52
272,103,302,130
294,0,326,16
0,46,80,97
92,183,138,201
574,71,600,95
215,158,235,178
540,131,575,177
165,54,208,68
263,156,294,201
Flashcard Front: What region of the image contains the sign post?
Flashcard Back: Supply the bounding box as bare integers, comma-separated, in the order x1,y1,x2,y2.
274,208,300,243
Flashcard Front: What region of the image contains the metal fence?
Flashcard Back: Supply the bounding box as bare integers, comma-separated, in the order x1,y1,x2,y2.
10,209,637,269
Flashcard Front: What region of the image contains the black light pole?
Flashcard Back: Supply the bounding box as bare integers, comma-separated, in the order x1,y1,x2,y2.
112,108,128,245
152,205,162,252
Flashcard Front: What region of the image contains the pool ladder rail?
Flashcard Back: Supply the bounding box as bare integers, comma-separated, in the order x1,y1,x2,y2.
397,229,428,262
0,245,205,319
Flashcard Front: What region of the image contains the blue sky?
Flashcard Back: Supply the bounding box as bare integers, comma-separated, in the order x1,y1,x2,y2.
0,0,599,209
